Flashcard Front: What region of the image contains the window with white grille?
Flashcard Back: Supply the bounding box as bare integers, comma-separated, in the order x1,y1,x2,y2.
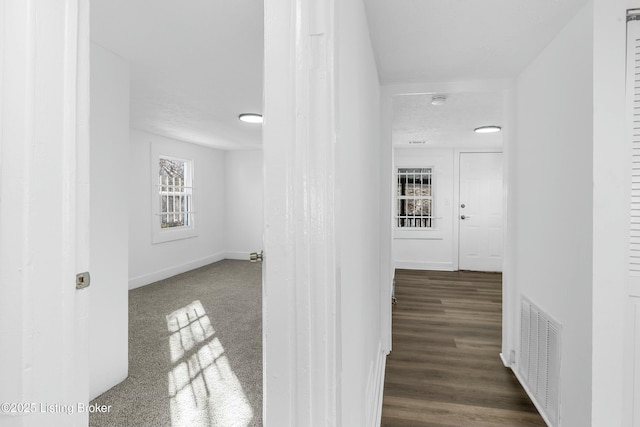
158,156,193,229
396,168,433,228
151,149,197,244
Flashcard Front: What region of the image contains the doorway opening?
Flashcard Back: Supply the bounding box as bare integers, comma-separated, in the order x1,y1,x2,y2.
390,90,505,272
88,2,265,426
382,84,523,421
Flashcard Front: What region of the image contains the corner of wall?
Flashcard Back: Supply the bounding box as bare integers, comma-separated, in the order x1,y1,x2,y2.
128,252,226,290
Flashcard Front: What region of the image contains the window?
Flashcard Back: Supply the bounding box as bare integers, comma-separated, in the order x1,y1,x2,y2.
151,151,197,244
396,167,433,228
158,156,193,229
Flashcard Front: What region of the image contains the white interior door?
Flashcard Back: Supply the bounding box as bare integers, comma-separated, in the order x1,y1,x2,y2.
458,152,503,272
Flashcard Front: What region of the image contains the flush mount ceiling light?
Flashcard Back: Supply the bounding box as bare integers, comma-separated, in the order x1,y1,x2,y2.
431,95,447,106
474,125,502,134
238,113,263,124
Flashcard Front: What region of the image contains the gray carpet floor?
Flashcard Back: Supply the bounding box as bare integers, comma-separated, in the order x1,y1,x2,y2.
89,259,262,427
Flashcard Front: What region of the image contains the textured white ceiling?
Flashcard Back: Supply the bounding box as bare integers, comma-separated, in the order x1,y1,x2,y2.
91,1,587,151
393,92,503,148
363,0,589,83
374,0,587,150
91,0,263,149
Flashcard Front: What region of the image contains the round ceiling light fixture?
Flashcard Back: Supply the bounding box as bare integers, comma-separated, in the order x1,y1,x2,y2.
431,95,447,106
238,113,263,124
474,125,502,134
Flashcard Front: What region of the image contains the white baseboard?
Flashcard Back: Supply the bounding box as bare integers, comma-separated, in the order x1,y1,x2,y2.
511,365,553,427
128,252,226,289
370,343,387,427
499,352,510,367
224,251,251,260
394,260,454,271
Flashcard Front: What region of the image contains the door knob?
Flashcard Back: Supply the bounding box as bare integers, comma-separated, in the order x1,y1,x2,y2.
460,215,471,220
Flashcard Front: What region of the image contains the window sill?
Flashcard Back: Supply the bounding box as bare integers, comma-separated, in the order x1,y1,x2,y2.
152,226,198,244
394,228,443,240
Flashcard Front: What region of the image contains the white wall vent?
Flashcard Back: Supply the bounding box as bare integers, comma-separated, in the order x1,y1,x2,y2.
519,297,561,426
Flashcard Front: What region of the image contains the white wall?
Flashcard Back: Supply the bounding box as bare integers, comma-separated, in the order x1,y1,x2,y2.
511,4,593,425
128,129,226,288
225,150,263,259
592,0,634,424
337,0,384,425
89,43,130,400
393,148,455,270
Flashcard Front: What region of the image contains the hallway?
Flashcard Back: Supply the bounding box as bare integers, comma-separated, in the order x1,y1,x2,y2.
381,270,545,427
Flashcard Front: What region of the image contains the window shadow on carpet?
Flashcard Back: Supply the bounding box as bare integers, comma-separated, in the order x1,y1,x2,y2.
166,300,254,427
89,260,262,427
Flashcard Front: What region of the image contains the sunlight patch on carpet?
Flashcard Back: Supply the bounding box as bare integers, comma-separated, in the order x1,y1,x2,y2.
166,300,254,427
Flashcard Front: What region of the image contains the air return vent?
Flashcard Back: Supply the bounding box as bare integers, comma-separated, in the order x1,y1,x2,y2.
519,297,561,426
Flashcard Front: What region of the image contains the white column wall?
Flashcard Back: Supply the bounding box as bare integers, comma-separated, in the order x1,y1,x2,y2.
89,43,130,399
511,3,593,425
337,0,384,425
263,0,384,424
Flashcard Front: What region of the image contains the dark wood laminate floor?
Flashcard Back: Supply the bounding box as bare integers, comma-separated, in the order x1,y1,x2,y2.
381,270,546,427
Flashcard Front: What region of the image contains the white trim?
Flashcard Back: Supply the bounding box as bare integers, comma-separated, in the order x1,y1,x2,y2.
224,251,252,260
500,81,518,382
511,365,554,427
395,260,455,271
128,252,225,289
380,89,395,355
371,345,388,427
499,352,511,367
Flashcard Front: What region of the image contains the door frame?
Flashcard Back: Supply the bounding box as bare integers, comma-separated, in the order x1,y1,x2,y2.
0,0,91,421
453,149,504,272
381,79,517,366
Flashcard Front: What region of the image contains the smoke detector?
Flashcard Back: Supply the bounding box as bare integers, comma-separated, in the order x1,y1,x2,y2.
431,95,447,106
